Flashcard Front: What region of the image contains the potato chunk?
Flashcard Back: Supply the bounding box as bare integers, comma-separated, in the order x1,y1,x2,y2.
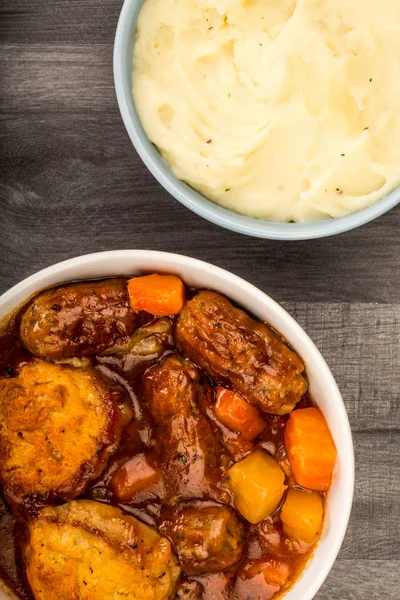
280,488,323,543
227,450,286,524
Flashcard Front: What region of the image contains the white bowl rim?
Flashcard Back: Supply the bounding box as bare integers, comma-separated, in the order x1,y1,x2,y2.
0,250,354,600
113,0,400,241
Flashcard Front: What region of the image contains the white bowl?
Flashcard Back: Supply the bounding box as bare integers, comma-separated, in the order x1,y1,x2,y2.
114,0,400,240
0,250,354,600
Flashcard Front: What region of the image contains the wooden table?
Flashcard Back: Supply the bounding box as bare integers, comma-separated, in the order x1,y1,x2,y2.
1,2,399,598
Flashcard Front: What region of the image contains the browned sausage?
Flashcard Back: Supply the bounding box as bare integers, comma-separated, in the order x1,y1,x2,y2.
20,279,136,360
159,503,244,575
143,355,223,503
176,291,307,415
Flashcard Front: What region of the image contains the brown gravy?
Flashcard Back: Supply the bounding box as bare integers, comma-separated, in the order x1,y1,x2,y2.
0,282,320,600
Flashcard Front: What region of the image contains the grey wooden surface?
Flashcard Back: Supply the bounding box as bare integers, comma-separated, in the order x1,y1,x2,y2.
0,1,399,598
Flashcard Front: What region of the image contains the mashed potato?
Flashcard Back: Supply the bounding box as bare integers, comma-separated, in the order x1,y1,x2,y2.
133,0,400,222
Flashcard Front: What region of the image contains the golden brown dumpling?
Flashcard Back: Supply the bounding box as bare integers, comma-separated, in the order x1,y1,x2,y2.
0,360,124,505
24,500,180,600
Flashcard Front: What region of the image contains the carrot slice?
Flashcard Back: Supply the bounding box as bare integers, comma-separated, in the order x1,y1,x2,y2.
284,407,337,491
110,454,161,502
127,274,185,316
214,387,266,441
246,559,290,589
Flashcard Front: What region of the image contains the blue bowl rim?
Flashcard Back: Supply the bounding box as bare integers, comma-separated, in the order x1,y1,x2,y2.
113,0,400,241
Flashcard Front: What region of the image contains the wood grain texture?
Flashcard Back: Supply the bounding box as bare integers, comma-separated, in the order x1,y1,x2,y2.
286,303,400,432
286,304,400,566
1,1,400,598
1,42,400,303
0,1,122,44
318,560,400,599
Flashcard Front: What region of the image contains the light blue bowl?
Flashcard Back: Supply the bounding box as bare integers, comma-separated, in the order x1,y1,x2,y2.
113,0,400,240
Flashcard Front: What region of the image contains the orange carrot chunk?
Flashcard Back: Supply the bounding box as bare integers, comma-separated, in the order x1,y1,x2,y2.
214,387,266,441
246,559,290,589
284,407,337,491
110,454,161,502
127,274,185,316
